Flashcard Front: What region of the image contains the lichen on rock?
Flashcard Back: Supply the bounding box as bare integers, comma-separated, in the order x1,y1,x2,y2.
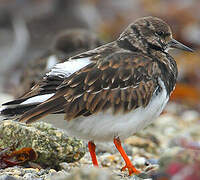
0,120,86,168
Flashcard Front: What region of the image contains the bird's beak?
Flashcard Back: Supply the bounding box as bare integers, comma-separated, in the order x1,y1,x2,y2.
168,39,194,52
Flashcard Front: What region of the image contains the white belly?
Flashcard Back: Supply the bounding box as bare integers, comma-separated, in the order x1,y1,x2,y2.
64,81,169,142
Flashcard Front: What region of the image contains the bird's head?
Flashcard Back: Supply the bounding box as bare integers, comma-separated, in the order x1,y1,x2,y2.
118,16,193,53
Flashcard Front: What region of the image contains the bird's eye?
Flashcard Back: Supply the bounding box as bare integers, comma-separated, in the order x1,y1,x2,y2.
155,31,164,36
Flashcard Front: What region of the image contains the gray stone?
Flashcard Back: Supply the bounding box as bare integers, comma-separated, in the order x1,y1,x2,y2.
51,167,119,180
0,120,86,168
0,167,55,180
0,175,21,180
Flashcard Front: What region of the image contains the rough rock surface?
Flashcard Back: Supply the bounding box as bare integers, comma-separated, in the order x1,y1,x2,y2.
0,121,86,168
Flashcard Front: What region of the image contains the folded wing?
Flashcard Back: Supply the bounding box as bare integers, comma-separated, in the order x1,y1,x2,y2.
16,51,161,124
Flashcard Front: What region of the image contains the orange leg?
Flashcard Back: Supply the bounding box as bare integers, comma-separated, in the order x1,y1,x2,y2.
88,141,98,166
114,137,141,176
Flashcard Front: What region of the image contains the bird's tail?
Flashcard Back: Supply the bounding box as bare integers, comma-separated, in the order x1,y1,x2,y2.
0,104,38,119
0,93,56,121
17,96,66,123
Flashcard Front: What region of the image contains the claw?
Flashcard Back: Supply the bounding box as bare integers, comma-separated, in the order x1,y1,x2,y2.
121,163,141,176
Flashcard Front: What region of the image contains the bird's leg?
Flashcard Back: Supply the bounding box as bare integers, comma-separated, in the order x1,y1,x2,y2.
113,136,141,175
88,141,98,166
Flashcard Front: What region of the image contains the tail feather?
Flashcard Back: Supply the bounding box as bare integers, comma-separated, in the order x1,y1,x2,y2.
18,97,66,123
3,98,30,106
0,104,38,117
0,93,56,119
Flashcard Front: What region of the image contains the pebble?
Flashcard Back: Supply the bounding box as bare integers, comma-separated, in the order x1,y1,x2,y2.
181,110,199,122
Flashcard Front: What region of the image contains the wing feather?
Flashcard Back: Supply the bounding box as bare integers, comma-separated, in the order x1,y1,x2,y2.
18,51,161,123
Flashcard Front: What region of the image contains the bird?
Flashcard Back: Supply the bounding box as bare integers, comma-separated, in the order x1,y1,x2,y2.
0,17,193,176
4,29,102,97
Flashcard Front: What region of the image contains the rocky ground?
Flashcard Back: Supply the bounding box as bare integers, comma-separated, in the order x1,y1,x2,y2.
0,92,200,180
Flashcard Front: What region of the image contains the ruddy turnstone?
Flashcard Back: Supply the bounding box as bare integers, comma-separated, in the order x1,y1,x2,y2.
0,17,193,175
6,29,102,97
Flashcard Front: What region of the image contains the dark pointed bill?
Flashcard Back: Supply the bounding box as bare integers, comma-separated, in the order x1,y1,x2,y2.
169,39,194,52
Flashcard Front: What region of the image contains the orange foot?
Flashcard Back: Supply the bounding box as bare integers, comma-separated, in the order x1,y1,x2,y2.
113,137,141,176
121,163,141,176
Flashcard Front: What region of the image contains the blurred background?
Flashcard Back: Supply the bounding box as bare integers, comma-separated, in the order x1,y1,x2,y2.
0,0,200,179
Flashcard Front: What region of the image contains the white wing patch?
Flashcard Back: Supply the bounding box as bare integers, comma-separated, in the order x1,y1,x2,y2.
46,55,58,70
21,93,54,105
46,57,91,77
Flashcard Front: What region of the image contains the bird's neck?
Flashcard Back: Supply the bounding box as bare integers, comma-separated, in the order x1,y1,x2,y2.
153,51,178,95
